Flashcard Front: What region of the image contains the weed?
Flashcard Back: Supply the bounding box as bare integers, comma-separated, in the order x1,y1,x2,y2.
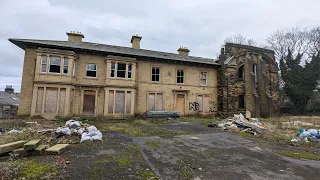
136,171,158,180
274,150,320,161
145,141,161,150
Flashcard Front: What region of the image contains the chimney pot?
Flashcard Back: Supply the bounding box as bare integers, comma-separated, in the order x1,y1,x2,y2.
131,34,142,49
177,46,190,56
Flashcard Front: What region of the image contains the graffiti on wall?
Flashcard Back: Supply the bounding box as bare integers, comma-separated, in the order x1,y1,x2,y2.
189,102,199,111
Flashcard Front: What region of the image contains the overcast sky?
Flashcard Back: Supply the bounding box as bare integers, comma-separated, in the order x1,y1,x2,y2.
0,0,319,92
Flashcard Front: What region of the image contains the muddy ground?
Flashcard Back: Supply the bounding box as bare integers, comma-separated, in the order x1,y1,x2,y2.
1,121,320,180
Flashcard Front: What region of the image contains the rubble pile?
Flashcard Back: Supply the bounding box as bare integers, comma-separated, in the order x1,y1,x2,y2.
209,111,265,135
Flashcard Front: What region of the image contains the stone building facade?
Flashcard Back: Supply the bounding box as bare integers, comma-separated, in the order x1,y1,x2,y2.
10,32,220,119
218,43,280,118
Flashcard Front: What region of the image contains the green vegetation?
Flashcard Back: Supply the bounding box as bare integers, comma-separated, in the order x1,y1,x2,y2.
275,150,320,161
136,171,158,180
280,50,320,113
145,141,161,150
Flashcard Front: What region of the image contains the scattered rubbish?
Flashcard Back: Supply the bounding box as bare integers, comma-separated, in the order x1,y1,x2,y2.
7,129,22,134
198,168,202,170
207,123,217,128
190,136,199,140
291,128,320,143
211,111,265,135
0,128,5,135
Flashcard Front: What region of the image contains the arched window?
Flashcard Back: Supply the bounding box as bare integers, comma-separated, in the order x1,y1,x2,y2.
238,65,244,79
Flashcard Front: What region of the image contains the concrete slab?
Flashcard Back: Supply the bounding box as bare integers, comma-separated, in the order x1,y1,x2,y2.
46,144,69,155
24,139,41,150
0,140,28,154
35,145,50,155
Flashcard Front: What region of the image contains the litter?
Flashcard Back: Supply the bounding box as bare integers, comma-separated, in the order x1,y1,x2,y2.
291,128,320,143
7,129,23,134
56,127,71,136
65,120,81,129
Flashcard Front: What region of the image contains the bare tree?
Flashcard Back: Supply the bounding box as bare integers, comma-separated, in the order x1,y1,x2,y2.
224,34,257,46
266,26,320,61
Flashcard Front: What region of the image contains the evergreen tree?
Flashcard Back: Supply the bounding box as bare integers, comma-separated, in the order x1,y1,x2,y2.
280,50,320,113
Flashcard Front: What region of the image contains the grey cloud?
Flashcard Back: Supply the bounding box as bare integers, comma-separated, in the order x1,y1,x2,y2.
1,0,319,92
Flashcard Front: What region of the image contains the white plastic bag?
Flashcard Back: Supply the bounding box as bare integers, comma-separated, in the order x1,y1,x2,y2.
91,130,103,141
80,132,93,142
56,127,71,135
87,126,98,132
66,120,81,129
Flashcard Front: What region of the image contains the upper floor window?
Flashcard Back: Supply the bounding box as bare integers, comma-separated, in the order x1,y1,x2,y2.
49,56,61,73
200,72,207,86
128,63,132,79
177,69,184,84
86,64,97,77
41,55,47,72
152,67,160,82
63,57,68,74
238,65,244,79
73,62,76,76
252,64,257,83
110,62,132,79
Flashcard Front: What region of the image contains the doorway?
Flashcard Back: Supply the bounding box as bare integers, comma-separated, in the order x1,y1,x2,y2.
175,94,185,116
83,90,96,115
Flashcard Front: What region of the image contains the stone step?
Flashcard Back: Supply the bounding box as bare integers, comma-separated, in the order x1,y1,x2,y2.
0,140,28,154
46,144,69,155
24,139,41,151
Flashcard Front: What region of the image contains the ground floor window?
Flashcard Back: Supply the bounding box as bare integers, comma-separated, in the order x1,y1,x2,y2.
108,90,132,114
147,93,163,111
36,87,66,114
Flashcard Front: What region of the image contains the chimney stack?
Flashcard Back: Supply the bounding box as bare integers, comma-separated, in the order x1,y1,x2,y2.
131,34,142,49
5,85,14,94
177,46,190,56
66,31,84,42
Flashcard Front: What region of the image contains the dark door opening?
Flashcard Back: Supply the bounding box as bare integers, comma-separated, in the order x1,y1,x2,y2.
238,95,245,109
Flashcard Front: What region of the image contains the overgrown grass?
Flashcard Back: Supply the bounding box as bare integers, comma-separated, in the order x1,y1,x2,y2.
0,159,58,180
145,141,161,150
275,150,320,161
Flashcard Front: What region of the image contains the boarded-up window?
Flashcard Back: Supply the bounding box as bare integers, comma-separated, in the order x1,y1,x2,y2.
148,93,155,111
148,93,163,111
197,95,204,112
115,91,125,113
126,91,131,113
58,88,66,114
156,93,163,111
70,89,74,113
108,90,114,113
36,87,44,114
44,88,58,113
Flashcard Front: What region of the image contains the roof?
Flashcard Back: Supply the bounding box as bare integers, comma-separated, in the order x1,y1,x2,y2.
0,91,19,106
225,43,274,54
9,39,219,66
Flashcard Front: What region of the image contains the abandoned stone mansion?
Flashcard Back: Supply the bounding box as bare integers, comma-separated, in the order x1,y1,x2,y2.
9,31,279,119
